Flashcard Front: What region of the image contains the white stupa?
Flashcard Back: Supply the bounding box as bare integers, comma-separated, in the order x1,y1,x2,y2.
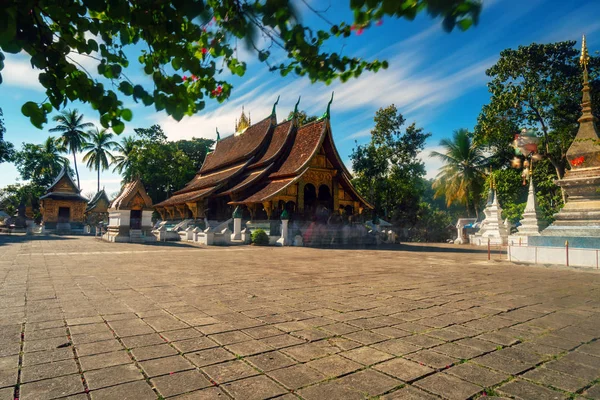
508,177,545,245
471,187,508,246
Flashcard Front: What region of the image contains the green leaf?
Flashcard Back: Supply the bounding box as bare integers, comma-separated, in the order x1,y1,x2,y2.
21,102,38,117
112,119,125,134
121,108,133,121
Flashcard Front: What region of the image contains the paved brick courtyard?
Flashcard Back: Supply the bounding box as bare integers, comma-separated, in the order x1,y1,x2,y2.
0,236,599,400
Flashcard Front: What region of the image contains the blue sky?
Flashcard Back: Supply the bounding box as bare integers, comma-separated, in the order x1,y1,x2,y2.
1,0,600,198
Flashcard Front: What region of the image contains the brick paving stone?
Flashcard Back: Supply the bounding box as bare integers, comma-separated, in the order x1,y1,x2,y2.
84,363,145,390
209,331,253,345
328,337,362,351
225,339,274,357
372,339,422,356
202,360,259,383
79,350,132,371
533,335,580,351
140,355,195,377
246,351,297,372
75,339,124,356
456,337,498,353
268,364,325,389
337,369,401,397
0,369,17,389
70,331,115,344
344,330,389,345
26,326,67,341
21,359,80,383
172,337,219,353
0,387,13,400
522,367,588,393
374,358,434,382
407,349,459,369
560,351,600,369
151,369,211,397
473,353,532,375
90,380,156,400
22,347,74,367
21,374,85,400
162,328,203,342
498,379,568,400
242,326,285,339
446,362,508,388
131,343,179,361
544,359,600,382
341,346,393,365
577,342,600,357
584,383,600,399
306,355,362,378
371,327,412,339
281,341,338,362
170,387,230,399
402,335,445,349
415,372,481,400
69,323,110,336
433,343,483,360
496,346,544,365
121,333,166,349
222,375,287,400
23,336,70,353
322,323,361,335
143,316,189,332
382,385,439,399
298,380,365,400
186,348,236,368
0,355,18,371
290,328,330,341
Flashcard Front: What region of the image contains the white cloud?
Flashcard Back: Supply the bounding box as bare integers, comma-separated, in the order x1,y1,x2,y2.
2,54,44,91
420,144,446,180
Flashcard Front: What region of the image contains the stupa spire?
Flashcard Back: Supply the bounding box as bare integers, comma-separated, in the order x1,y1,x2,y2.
566,34,600,167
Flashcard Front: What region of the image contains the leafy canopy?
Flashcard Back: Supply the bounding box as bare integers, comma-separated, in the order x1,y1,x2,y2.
475,41,600,178
0,0,480,131
13,137,71,187
351,104,430,224
0,108,15,164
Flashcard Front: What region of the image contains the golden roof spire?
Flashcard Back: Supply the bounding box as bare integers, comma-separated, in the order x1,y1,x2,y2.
580,35,590,70
235,106,251,134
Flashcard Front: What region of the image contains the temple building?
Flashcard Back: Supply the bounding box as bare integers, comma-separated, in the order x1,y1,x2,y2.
154,97,372,224
104,179,155,242
40,167,88,234
84,189,110,231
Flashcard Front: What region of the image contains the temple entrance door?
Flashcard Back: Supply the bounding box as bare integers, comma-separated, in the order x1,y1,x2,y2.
304,184,317,217
58,207,70,223
318,185,333,212
130,210,142,229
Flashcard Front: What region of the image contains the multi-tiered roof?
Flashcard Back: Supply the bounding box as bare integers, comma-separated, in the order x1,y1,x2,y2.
154,98,371,215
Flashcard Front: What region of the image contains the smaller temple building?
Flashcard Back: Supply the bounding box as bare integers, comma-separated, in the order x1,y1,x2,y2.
84,190,110,232
103,179,155,242
40,167,88,234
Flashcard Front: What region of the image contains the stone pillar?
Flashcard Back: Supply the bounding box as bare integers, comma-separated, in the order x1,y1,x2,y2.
297,182,305,212
277,210,290,246
232,206,242,241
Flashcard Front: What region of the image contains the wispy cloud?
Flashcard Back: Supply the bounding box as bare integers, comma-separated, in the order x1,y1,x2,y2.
2,54,44,92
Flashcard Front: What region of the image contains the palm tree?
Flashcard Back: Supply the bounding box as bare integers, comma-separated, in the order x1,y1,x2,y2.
112,136,137,178
50,109,94,189
431,129,487,217
82,128,118,192
38,137,70,185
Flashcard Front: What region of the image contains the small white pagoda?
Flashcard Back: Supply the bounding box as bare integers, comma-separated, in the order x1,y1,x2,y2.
509,177,544,245
470,185,508,246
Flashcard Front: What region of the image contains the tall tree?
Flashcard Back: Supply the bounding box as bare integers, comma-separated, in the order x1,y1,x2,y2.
82,128,118,191
475,41,600,196
351,104,430,224
0,108,15,164
50,109,93,188
2,0,480,130
431,129,487,217
112,136,137,177
175,138,215,171
13,137,70,187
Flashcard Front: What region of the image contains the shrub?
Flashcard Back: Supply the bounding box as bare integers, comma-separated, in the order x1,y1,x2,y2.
251,229,269,246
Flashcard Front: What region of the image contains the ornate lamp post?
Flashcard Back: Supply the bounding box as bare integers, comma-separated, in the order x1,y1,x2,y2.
511,128,542,184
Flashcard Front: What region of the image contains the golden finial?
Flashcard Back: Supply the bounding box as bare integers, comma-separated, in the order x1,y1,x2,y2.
580,35,590,70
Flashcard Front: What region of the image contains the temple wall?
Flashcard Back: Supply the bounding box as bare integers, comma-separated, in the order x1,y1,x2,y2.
41,199,87,223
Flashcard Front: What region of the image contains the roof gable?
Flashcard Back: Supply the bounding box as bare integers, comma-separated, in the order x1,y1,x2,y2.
199,116,273,174
110,180,153,210
47,167,80,194
85,190,110,213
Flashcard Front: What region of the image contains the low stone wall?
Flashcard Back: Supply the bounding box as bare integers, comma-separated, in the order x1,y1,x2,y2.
508,244,600,269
